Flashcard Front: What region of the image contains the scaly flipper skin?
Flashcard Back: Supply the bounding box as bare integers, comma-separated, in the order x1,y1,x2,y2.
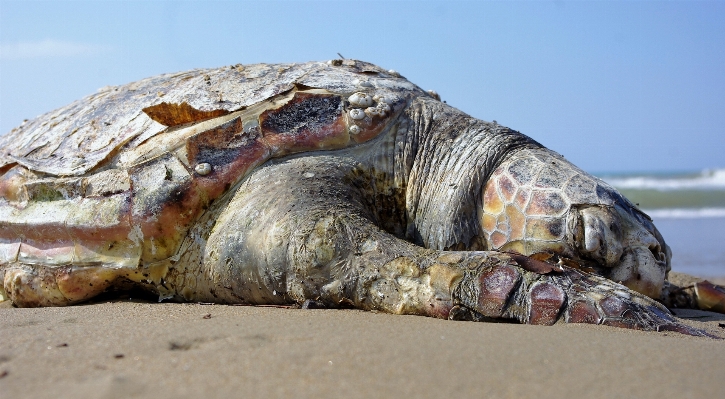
0,60,721,338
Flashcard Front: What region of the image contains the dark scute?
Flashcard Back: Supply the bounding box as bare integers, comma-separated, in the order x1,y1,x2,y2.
260,93,342,135
187,117,255,165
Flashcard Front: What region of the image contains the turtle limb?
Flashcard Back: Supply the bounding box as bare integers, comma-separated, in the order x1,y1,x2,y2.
2,263,121,307
661,277,725,314
201,156,711,337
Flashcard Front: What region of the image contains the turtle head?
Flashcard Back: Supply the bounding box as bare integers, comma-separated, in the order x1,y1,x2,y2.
574,204,671,298
479,148,671,299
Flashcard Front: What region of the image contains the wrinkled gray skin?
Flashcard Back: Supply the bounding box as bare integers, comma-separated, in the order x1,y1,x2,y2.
0,60,711,336
176,98,688,332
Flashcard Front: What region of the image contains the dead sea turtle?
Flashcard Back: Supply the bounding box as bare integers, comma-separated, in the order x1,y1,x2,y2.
0,60,721,337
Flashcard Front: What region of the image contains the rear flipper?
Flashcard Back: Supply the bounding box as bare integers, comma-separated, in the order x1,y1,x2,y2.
694,281,725,313
2,263,124,307
660,275,725,314
449,255,717,338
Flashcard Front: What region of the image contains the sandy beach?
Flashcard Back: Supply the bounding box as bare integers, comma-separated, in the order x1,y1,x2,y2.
1,298,724,399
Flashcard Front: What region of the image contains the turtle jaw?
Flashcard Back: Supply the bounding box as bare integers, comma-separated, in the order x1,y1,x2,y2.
609,246,667,299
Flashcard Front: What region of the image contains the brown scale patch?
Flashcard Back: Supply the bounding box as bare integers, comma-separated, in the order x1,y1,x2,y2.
490,232,508,249
567,300,601,324
477,265,521,317
505,204,526,241
499,175,516,202
526,191,567,216
513,187,530,211
482,180,504,215
142,102,231,127
481,214,497,234
495,213,510,233
528,282,566,325
259,92,348,153
525,218,565,241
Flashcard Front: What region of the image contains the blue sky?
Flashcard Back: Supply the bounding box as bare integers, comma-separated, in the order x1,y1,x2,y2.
1,0,723,173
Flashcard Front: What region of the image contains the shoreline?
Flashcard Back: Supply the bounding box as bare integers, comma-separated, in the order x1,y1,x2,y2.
1,295,724,398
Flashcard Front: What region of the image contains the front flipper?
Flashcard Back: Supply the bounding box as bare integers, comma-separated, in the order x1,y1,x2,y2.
450,256,716,338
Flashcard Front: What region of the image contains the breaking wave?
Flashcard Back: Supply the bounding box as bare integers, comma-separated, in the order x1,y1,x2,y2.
642,207,725,219
597,169,725,219
601,168,725,191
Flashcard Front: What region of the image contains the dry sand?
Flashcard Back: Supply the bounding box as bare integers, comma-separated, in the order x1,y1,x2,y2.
1,299,724,399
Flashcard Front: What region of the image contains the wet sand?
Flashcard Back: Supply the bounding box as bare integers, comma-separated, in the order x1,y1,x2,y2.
1,299,724,399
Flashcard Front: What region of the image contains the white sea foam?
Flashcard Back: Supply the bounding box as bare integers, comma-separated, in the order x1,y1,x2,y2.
643,207,725,219
602,168,725,191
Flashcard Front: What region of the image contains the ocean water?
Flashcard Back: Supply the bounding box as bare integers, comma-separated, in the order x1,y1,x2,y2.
598,168,725,278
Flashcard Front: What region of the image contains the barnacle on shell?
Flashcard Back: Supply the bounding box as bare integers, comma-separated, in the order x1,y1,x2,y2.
348,92,374,108
349,108,366,120
195,163,212,176
348,125,362,135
